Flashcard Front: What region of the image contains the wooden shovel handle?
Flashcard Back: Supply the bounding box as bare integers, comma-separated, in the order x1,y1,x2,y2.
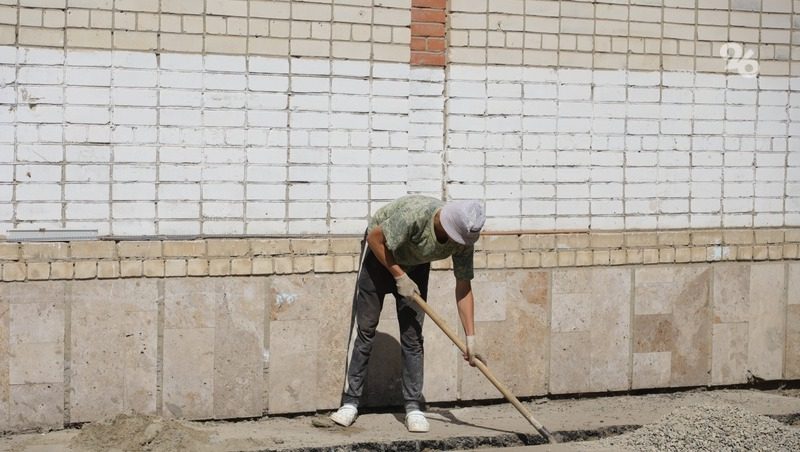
410,293,557,444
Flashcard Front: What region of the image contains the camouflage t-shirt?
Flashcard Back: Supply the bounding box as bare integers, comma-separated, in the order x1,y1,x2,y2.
367,195,475,281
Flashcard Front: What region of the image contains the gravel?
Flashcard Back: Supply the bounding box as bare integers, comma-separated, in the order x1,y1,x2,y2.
592,404,800,452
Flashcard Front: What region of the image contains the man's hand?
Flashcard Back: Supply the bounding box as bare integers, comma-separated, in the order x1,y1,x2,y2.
395,273,420,298
464,335,486,367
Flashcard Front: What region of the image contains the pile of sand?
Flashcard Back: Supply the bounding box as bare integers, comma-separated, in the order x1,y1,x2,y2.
593,404,800,452
69,414,215,452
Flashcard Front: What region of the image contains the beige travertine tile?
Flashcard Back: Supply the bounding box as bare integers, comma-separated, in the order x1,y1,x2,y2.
0,301,7,430
785,305,800,379
268,319,317,413
632,352,671,389
461,271,549,400
9,383,64,431
747,263,786,380
214,278,266,418
634,266,712,387
713,264,750,323
68,280,158,422
550,331,591,394
711,322,748,385
789,262,799,305
550,268,631,393
162,327,214,419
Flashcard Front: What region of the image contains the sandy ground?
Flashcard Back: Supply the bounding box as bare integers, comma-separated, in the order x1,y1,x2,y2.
0,389,798,451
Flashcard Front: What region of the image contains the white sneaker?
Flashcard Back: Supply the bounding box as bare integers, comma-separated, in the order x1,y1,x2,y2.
330,404,358,427
405,410,430,433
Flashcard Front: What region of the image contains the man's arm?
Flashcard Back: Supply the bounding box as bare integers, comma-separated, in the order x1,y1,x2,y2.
366,226,405,277
455,279,475,336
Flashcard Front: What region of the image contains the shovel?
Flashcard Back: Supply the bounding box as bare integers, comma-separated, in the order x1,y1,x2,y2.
410,293,558,444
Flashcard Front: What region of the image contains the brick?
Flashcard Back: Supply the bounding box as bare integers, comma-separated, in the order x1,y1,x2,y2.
609,249,627,265
411,37,427,51
411,22,445,37
161,0,204,14
375,43,410,62
675,247,691,263
74,261,97,279
658,231,690,246
293,256,313,273
273,257,293,274
787,230,800,242
290,239,329,255
575,250,593,266
480,236,519,252
120,260,142,277
768,245,783,260
0,243,19,260
593,250,610,266
626,232,659,247
330,238,361,254
160,33,203,52
164,240,205,257
118,241,161,258
18,26,64,46
523,251,540,267
252,258,274,275
230,258,252,275
783,244,798,259
643,249,660,264
472,253,487,269
557,251,576,267
115,0,158,12
97,260,119,278
292,2,331,21
755,229,784,244
333,255,354,272
521,235,556,250
541,251,558,268
486,253,504,269
22,243,69,260
590,233,624,249
26,262,49,280
737,246,753,260
690,247,707,263
114,31,158,50
50,262,74,279
724,230,754,245
506,252,523,268
164,259,187,277
692,231,723,246
659,248,675,263
0,24,14,44
426,37,445,51
251,239,291,256
71,241,116,259
412,8,446,23
67,29,112,48
556,233,590,250
143,259,164,277
626,249,643,265
207,239,249,257
313,255,335,273
753,245,769,260
411,52,445,66
205,35,247,54
187,259,209,276
414,0,446,8
209,259,231,276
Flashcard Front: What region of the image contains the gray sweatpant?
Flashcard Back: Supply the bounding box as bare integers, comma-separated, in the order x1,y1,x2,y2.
341,239,430,412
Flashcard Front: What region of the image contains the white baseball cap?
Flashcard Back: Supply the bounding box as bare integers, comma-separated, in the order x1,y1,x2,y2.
440,200,485,245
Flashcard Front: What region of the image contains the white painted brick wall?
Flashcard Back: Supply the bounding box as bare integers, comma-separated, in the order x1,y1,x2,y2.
0,45,798,236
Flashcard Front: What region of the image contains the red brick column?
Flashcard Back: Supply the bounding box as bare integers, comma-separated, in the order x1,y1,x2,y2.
410,0,446,66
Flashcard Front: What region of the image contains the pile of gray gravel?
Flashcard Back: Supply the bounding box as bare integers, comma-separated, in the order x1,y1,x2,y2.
594,404,800,452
